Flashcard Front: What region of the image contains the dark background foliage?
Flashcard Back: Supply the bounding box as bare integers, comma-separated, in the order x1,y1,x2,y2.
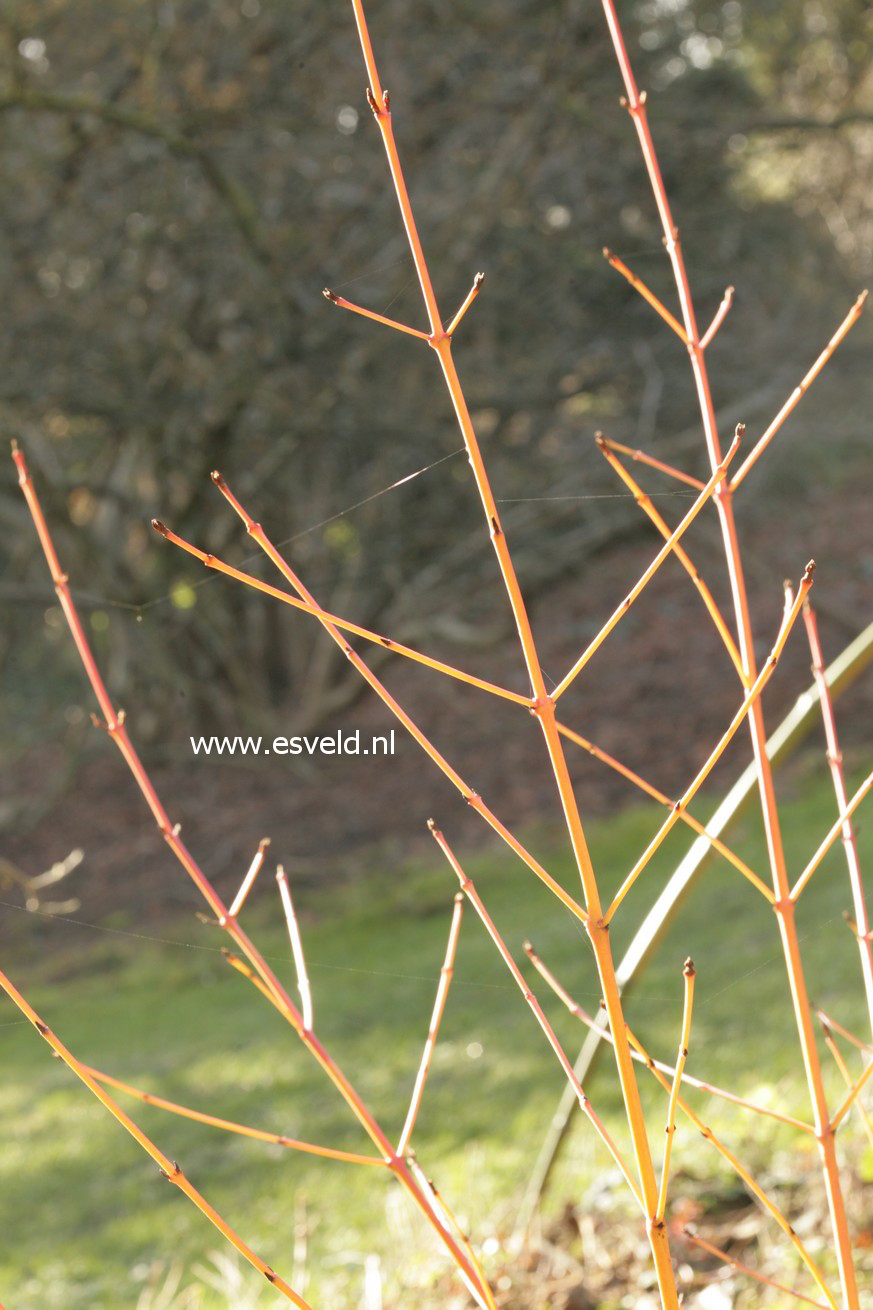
2,0,871,876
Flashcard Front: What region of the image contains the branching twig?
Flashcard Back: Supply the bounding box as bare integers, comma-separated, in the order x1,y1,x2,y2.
683,1228,829,1309
803,602,873,1033
276,866,314,1034
595,433,746,681
555,720,772,900
605,567,814,923
699,286,735,350
428,822,643,1210
522,947,836,1307
82,1063,385,1165
789,771,873,901
553,429,741,700
397,895,464,1157
730,293,868,491
0,970,312,1307
655,958,695,1222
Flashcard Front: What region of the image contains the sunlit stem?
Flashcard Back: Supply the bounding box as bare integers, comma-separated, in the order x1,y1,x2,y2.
523,942,813,1133
204,473,588,926
605,568,813,924
228,837,270,919
820,1024,873,1148
815,1008,873,1056
803,601,873,1035
397,895,464,1156
683,1229,829,1309
221,947,289,1011
730,292,867,491
323,287,430,340
153,513,531,709
81,1063,385,1165
553,430,741,701
830,1057,873,1131
446,272,484,337
603,247,688,343
599,3,861,1292
595,434,705,490
520,945,835,1306
699,285,734,350
276,865,314,1033
429,822,644,1210
656,958,695,1221
0,970,312,1307
790,771,873,901
344,8,678,1295
556,720,772,900
13,447,490,1301
595,434,746,682
405,1153,497,1310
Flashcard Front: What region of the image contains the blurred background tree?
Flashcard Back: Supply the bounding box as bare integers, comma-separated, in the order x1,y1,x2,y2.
2,0,871,758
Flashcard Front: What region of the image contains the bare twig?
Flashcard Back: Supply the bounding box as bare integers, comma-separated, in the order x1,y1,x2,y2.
276,866,314,1034
683,1229,829,1308
0,970,312,1307
397,895,464,1156
605,567,814,923
655,958,695,1222
553,430,741,700
730,293,868,491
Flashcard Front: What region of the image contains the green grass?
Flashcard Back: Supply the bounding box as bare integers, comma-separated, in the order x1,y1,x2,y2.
1,764,871,1308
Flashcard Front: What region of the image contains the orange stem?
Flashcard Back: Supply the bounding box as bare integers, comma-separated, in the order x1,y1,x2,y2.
790,771,873,901
152,513,531,709
523,942,813,1133
12,444,492,1306
605,568,813,924
202,473,588,925
553,430,741,700
730,293,868,491
698,285,735,350
595,434,747,682
803,602,873,1034
603,247,688,343
556,720,772,899
684,1229,829,1308
0,970,312,1307
596,434,705,489
429,823,643,1211
521,944,836,1306
598,3,861,1292
81,1063,385,1165
323,287,430,340
656,959,695,1221
343,18,725,1297
446,271,484,336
